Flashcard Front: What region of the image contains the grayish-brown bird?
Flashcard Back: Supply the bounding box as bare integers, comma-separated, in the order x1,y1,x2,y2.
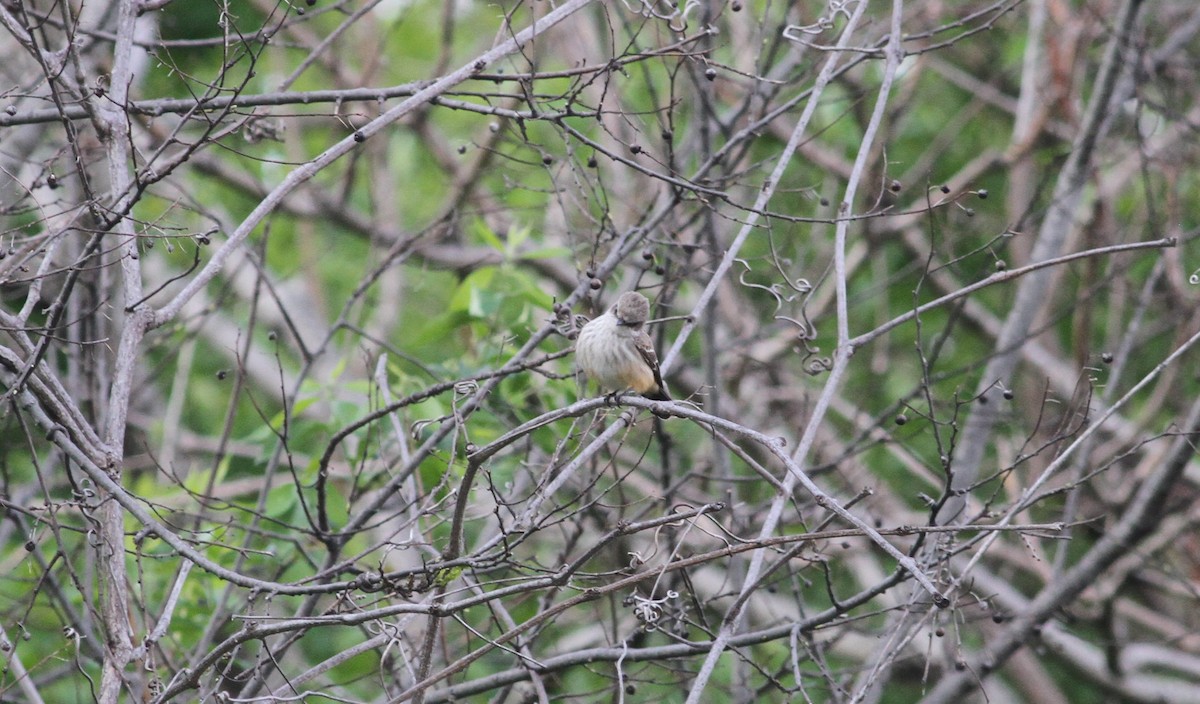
575,291,670,402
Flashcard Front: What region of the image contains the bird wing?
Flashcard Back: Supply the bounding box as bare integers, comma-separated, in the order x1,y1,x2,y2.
634,331,670,401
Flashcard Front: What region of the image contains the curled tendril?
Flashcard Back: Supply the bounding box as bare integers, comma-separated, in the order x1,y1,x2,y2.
73,478,96,500
365,619,401,640
789,277,813,295
737,259,785,312
776,307,829,374
776,314,817,342
783,0,861,41
629,590,680,628
620,0,699,32
372,621,405,675
668,504,697,525
805,356,834,375
410,418,434,439
1189,269,1199,285
738,260,814,315
453,380,479,397
783,18,834,39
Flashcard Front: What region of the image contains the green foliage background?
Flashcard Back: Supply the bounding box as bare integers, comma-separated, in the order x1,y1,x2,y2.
2,1,1199,703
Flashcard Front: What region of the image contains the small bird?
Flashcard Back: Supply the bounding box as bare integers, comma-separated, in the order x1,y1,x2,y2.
575,291,671,405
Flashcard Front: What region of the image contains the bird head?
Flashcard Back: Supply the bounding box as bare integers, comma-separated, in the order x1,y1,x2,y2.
614,291,650,328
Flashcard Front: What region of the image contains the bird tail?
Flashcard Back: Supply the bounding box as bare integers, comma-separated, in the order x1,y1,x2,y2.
645,385,670,402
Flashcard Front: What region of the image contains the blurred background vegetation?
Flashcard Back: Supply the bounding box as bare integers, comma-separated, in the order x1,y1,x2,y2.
2,0,1199,702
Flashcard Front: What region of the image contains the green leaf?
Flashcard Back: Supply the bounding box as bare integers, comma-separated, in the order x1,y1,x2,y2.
505,224,531,254
185,455,230,495
472,219,505,252
468,284,503,318
449,266,497,316
518,245,571,261
265,483,299,521
433,566,463,587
